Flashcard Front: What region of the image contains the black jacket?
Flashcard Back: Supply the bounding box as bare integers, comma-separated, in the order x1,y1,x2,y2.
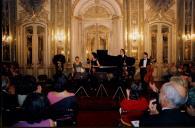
139,58,150,68
140,109,191,127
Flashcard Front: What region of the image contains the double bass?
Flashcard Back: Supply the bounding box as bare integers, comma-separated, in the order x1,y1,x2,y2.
144,64,154,83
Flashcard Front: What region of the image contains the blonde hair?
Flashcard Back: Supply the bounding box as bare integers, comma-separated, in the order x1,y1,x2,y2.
170,76,188,89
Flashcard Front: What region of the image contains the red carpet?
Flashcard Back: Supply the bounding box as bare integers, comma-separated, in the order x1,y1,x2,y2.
77,96,120,127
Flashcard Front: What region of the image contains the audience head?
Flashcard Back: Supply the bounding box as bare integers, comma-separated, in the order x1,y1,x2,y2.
15,75,38,95
1,75,9,90
170,76,188,89
127,82,143,100
53,75,69,92
10,62,19,76
22,93,50,123
159,82,187,109
186,87,195,116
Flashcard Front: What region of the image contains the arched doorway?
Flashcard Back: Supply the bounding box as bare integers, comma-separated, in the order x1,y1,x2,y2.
85,25,110,58
72,0,123,61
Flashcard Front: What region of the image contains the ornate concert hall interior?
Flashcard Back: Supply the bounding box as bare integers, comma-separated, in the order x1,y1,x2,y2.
1,0,195,127
1,0,195,78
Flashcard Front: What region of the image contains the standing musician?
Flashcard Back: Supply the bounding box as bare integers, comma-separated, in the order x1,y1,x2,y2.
118,49,128,78
90,52,100,74
139,52,150,83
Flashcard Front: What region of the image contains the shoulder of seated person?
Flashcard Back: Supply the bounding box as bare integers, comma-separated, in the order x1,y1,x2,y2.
69,92,75,96
48,119,56,127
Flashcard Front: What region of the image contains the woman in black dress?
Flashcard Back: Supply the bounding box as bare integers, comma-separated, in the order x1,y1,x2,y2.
90,52,100,74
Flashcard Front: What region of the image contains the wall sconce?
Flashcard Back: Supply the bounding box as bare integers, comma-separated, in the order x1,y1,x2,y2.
86,50,89,58
55,31,65,42
129,31,140,41
182,33,195,41
2,33,12,44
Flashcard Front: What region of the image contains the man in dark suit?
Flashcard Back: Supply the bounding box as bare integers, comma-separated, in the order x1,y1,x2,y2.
140,82,189,127
139,52,150,83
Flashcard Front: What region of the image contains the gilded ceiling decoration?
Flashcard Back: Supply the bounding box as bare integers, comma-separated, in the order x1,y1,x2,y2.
83,6,111,18
19,0,46,15
147,0,175,12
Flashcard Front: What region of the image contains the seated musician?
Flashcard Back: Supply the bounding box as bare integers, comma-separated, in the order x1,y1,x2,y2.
90,52,100,74
72,56,85,75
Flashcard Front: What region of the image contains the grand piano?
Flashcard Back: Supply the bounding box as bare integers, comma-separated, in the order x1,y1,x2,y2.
96,50,136,77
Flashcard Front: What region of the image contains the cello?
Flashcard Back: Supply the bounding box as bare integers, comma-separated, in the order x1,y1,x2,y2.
144,64,154,84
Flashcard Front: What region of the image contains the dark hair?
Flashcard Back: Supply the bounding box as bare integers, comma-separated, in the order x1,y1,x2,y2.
92,52,98,59
144,52,148,56
120,49,125,54
129,82,143,100
186,87,195,108
22,93,50,123
53,74,68,92
75,56,79,59
15,75,37,95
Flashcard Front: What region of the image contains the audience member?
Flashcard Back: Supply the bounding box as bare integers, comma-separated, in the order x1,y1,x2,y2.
170,76,188,89
185,87,195,126
15,75,42,106
13,93,55,127
120,82,148,126
47,75,78,120
1,76,18,109
140,82,189,127
47,78,75,105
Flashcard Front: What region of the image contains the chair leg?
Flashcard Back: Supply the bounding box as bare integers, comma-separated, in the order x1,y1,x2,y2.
75,86,89,97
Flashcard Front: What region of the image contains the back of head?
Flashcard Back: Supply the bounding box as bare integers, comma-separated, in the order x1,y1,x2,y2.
15,75,37,95
53,74,68,92
170,76,188,89
23,93,50,123
129,82,143,100
161,82,187,108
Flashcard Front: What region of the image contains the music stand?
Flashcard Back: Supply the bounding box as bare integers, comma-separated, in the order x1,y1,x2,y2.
74,73,89,97
94,72,108,97
112,86,125,100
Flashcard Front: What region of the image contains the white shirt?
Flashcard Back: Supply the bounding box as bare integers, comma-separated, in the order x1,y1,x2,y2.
143,59,147,68
162,107,173,110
